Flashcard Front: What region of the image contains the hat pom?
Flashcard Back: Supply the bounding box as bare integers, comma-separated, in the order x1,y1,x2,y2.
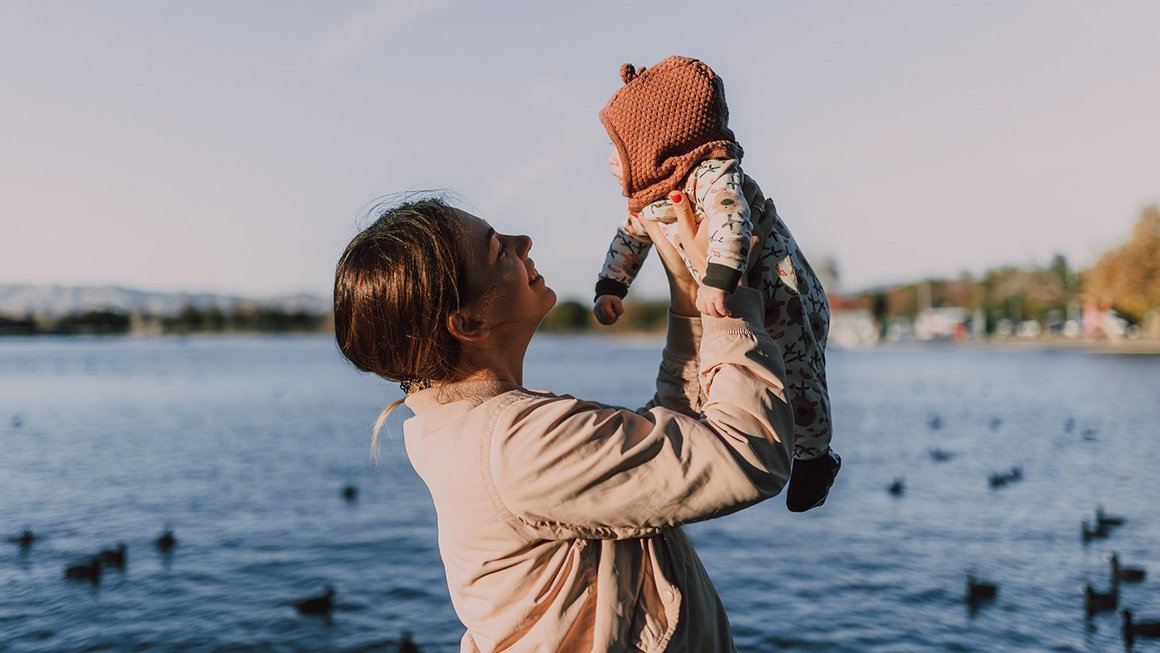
619,63,637,84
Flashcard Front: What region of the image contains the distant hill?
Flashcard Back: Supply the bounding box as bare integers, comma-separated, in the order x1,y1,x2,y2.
0,284,329,318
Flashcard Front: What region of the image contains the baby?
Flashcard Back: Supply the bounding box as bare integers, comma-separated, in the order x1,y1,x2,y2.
594,56,840,512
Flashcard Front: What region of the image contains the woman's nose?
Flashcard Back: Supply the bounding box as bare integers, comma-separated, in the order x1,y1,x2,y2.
513,234,532,257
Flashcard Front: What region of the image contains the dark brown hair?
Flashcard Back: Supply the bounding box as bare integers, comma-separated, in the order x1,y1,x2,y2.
334,197,471,387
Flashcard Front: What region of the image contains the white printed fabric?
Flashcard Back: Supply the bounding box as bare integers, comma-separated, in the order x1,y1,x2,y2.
597,160,833,459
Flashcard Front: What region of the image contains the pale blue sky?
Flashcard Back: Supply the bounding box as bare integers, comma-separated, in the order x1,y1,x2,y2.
2,1,1158,301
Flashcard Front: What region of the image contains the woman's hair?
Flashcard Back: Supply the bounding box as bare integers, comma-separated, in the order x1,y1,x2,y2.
333,197,472,453
334,196,472,382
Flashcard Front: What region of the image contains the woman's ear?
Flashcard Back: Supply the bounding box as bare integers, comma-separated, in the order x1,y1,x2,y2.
447,309,489,343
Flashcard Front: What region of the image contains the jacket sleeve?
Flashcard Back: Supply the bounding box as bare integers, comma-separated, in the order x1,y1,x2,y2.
485,287,794,540
643,311,703,417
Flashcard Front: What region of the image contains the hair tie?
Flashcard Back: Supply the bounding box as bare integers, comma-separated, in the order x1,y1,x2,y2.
399,376,431,394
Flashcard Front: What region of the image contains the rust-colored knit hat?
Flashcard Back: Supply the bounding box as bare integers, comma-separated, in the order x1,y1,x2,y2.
600,56,743,213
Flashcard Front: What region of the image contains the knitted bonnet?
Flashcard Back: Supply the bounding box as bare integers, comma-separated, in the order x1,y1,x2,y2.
600,56,743,213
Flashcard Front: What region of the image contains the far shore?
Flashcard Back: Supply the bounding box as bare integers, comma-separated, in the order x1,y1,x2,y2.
4,325,1159,355
815,335,1160,355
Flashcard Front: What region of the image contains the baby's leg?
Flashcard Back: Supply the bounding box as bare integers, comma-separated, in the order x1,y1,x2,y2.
748,224,833,461
749,228,838,512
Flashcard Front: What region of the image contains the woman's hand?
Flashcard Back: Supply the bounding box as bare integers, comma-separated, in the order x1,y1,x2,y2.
640,192,706,317
642,190,762,318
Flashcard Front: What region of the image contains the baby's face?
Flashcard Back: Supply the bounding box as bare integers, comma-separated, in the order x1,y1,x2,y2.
608,148,624,187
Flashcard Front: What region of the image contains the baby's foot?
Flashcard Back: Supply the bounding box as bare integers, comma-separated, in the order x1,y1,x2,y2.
786,448,841,512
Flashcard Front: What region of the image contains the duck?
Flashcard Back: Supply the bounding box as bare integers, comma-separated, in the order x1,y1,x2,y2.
1065,416,1075,433
1084,583,1118,616
1122,610,1160,646
294,585,335,617
341,484,359,502
1096,506,1125,529
989,416,1002,431
10,415,22,428
98,543,127,569
928,448,955,462
888,478,905,496
398,631,421,653
966,572,998,606
154,529,177,553
928,415,943,431
1107,552,1146,584
11,528,37,550
988,466,1023,488
64,557,102,584
1082,520,1109,543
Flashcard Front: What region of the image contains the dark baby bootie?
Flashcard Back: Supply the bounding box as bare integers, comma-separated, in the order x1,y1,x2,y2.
786,448,841,512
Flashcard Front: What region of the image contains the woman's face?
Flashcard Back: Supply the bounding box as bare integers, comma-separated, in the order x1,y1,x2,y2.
457,210,556,331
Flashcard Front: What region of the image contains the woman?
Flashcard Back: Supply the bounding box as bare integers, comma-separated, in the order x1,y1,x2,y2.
334,193,796,651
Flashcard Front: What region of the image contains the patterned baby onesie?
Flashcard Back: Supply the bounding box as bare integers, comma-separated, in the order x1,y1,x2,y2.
596,159,833,459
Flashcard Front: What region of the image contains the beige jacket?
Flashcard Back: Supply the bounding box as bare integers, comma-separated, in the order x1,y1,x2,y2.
403,287,794,652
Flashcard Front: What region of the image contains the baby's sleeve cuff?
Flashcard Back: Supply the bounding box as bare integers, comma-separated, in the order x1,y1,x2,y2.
595,278,629,302
702,263,743,294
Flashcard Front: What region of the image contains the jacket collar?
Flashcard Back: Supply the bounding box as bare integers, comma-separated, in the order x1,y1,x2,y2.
404,378,525,412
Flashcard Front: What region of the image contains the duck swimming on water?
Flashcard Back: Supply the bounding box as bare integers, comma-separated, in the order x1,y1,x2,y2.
64,557,102,584
1107,552,1146,584
1084,583,1117,616
966,572,998,607
1123,610,1160,647
294,586,335,617
154,528,177,553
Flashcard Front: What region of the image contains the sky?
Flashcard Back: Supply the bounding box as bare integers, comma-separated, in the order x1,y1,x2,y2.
2,1,1159,302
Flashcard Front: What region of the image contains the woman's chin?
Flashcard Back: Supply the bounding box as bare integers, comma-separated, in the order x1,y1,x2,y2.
538,287,558,319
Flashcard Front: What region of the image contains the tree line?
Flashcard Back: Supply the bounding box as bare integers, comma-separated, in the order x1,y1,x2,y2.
850,205,1158,333
5,205,1154,338
538,204,1160,336
0,305,329,336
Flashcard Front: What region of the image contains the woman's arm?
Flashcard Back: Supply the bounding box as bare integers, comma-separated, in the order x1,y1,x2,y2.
645,188,759,416
485,196,785,540
485,287,793,540
643,196,705,415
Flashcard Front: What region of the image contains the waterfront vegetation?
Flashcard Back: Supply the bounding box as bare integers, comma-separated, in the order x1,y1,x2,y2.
0,306,329,336
853,205,1160,334
2,206,1156,339
543,204,1160,339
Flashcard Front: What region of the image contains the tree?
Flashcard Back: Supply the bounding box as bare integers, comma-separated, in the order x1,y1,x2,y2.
538,300,593,333
1084,205,1160,323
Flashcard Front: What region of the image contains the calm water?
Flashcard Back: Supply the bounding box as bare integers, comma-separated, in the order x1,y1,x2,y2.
2,335,1159,652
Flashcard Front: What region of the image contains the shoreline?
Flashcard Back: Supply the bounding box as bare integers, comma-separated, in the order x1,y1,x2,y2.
846,337,1160,355
4,329,1159,354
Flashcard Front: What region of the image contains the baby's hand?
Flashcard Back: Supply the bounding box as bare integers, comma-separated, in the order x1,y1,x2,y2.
695,285,731,318
593,295,624,326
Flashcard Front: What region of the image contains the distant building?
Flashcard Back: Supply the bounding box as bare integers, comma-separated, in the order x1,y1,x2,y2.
914,307,969,342
828,295,878,348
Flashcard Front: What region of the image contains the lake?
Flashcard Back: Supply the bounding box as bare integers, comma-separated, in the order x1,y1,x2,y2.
2,335,1159,652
